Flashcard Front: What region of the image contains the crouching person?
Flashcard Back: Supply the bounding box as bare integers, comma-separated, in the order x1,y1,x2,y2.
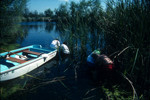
87,50,115,82
60,42,70,57
87,49,101,80
93,54,114,71
50,39,60,49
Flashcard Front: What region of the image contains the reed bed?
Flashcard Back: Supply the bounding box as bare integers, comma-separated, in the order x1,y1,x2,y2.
54,0,150,99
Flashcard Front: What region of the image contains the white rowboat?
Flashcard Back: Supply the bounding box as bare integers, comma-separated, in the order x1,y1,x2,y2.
0,45,57,81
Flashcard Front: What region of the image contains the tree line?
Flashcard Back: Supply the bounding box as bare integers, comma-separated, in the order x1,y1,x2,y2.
22,0,104,22
22,8,54,22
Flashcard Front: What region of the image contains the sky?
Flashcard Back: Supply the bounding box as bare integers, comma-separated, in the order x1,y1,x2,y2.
27,0,106,13
27,0,80,13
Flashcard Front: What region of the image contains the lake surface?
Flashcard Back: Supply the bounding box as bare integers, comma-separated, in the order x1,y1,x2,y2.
18,22,105,53
18,22,61,47
1,22,107,100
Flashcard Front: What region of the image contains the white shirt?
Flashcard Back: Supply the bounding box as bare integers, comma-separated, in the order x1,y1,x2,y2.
15,55,27,60
60,44,70,54
50,40,60,49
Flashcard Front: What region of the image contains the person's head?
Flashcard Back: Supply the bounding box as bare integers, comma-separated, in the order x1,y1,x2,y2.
93,49,101,55
63,42,67,45
91,53,99,60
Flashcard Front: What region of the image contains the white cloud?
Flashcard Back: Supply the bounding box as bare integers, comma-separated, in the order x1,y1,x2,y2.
59,0,81,3
59,0,69,2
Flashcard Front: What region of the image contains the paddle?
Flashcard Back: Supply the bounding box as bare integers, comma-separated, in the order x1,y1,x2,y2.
0,48,27,59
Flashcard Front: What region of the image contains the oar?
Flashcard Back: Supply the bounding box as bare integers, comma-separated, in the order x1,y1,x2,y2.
0,48,26,58
0,48,11,54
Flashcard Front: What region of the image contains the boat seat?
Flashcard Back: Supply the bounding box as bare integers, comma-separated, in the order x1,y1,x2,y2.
23,50,41,55
6,57,27,64
8,49,29,56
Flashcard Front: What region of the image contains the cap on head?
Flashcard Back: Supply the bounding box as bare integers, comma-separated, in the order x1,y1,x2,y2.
93,49,101,55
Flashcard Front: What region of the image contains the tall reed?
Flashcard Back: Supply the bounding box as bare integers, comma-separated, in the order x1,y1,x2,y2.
100,0,150,99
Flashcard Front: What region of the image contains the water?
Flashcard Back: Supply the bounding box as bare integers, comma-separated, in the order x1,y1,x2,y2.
1,22,106,100
18,22,61,47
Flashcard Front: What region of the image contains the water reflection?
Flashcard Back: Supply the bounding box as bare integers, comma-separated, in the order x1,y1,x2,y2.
45,22,55,33
18,22,105,55
55,23,105,56
0,23,28,53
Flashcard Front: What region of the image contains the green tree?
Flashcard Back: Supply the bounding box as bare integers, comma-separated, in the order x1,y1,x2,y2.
23,8,30,18
44,8,53,17
39,12,44,17
0,0,27,48
54,3,69,23
33,10,38,17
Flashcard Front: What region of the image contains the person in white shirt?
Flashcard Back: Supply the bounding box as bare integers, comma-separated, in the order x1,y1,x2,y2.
60,42,70,55
50,39,60,49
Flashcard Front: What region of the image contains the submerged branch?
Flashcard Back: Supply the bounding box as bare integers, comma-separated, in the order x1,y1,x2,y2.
121,73,138,100
84,88,97,96
28,76,65,91
114,46,130,59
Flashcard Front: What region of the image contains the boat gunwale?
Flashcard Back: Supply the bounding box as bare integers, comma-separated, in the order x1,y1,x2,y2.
0,45,35,57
